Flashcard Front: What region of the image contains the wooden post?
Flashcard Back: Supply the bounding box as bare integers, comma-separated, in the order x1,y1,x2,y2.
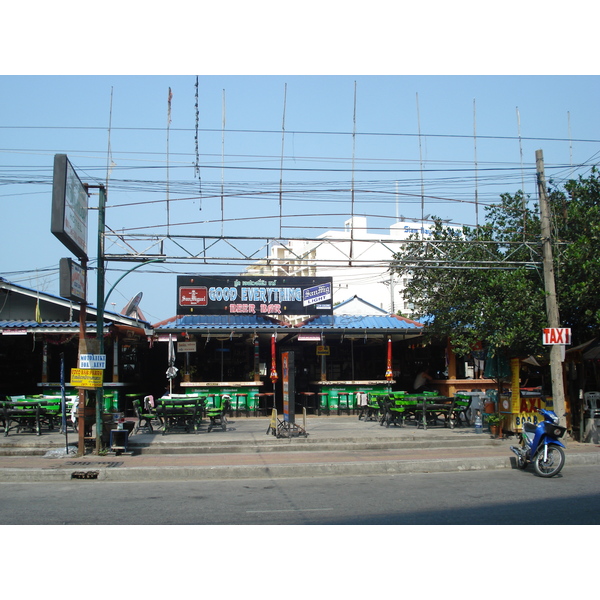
77,257,87,457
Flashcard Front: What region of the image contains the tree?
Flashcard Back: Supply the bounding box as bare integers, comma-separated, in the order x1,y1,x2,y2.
550,169,600,341
391,170,600,361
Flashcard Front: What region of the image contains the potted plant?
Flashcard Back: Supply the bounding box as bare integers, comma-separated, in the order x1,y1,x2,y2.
486,413,503,438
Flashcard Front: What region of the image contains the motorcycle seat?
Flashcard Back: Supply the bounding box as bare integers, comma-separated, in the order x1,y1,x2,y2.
523,421,537,434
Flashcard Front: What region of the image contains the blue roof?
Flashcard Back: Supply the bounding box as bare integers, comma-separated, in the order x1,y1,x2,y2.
155,314,285,330
299,314,423,331
0,320,98,329
154,313,422,332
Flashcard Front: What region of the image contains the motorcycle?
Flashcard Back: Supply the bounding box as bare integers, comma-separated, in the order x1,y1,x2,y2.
510,408,567,477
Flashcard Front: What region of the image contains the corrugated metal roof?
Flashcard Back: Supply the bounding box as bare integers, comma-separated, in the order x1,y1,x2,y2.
154,313,423,332
299,314,423,331
155,314,286,330
0,320,97,329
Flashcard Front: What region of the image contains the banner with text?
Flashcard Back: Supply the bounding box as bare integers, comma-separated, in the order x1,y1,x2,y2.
177,276,333,316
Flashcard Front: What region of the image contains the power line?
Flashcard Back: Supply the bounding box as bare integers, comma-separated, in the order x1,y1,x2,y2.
1,124,599,145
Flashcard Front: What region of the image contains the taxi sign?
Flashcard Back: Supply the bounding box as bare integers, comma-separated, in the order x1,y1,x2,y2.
542,328,571,345
70,368,104,388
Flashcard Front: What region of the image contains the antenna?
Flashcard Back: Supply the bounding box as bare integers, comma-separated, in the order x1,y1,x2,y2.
279,82,287,237
416,92,425,234
350,81,357,264
166,87,173,235
194,76,202,209
221,89,226,237
473,99,479,229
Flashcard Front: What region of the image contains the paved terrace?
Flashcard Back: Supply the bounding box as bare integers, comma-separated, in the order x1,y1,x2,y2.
0,415,598,481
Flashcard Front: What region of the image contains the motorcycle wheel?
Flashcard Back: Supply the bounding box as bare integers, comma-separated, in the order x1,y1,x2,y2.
533,445,565,478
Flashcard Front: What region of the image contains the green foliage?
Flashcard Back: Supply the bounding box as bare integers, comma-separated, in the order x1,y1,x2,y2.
391,172,600,356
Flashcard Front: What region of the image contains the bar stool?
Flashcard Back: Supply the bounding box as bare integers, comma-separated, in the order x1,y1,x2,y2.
317,393,329,416
303,392,316,415
258,393,274,416
235,393,249,417
338,392,350,415
247,393,259,416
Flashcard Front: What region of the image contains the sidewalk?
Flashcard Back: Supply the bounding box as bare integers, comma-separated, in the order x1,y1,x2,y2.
1,415,599,481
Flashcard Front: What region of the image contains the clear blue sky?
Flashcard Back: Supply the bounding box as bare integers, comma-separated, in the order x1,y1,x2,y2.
2,3,597,571
2,8,599,324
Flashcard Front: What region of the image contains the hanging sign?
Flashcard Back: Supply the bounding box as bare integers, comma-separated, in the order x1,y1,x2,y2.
542,328,571,345
79,354,106,369
316,345,330,356
177,342,197,353
177,275,333,316
51,154,88,260
70,368,103,388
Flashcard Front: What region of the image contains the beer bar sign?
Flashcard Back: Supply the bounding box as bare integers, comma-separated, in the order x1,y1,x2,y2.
542,328,571,345
177,276,333,316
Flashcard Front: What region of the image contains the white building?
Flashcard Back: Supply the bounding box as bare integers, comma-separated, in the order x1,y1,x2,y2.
245,216,435,316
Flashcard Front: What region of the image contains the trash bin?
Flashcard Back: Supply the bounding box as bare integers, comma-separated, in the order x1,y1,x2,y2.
110,429,129,452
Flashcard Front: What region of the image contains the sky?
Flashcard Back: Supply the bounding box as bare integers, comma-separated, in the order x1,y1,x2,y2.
2,2,597,579
2,5,600,327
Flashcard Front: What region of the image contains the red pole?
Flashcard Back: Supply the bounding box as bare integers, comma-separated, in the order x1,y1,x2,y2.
270,334,278,383
386,337,393,381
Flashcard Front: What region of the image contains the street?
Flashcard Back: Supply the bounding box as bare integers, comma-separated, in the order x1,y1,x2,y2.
1,464,599,525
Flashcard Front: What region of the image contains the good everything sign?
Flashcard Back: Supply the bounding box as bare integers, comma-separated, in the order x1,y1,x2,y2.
177,276,333,316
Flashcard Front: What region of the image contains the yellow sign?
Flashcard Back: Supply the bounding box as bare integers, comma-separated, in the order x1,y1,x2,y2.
70,368,104,388
316,345,330,356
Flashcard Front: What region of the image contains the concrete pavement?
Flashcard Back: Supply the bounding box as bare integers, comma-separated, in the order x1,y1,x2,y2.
1,415,599,481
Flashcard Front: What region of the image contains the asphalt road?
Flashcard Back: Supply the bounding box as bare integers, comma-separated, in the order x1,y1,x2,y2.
1,464,599,525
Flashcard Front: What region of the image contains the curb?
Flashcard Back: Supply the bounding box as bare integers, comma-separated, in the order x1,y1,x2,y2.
1,452,598,483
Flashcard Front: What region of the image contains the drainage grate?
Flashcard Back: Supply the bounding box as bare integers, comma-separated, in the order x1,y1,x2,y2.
71,471,99,479
66,461,123,468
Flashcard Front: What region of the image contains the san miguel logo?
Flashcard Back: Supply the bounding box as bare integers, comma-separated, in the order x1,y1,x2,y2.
179,286,208,307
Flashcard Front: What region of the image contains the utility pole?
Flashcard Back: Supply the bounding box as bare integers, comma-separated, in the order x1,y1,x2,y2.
536,149,567,426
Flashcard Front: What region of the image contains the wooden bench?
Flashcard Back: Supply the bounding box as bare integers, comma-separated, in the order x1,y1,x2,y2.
156,399,201,435
2,401,47,436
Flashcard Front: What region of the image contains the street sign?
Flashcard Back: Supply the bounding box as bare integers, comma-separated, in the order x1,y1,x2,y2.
79,354,106,369
542,328,571,345
70,368,104,388
177,342,197,353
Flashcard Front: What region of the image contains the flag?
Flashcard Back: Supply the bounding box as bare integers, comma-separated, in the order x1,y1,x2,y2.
385,336,393,381
270,334,278,383
166,334,178,379
35,297,42,323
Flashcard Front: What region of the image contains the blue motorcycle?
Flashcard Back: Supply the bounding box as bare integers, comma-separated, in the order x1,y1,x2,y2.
510,408,567,477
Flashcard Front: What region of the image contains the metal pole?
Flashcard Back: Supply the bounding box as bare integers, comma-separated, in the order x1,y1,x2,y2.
96,185,106,454
536,149,567,427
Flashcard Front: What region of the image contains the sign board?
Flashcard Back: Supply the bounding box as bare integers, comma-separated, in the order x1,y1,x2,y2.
316,345,330,355
79,354,106,369
177,342,197,353
59,257,86,302
70,368,103,388
51,154,88,260
542,328,571,345
177,275,333,316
